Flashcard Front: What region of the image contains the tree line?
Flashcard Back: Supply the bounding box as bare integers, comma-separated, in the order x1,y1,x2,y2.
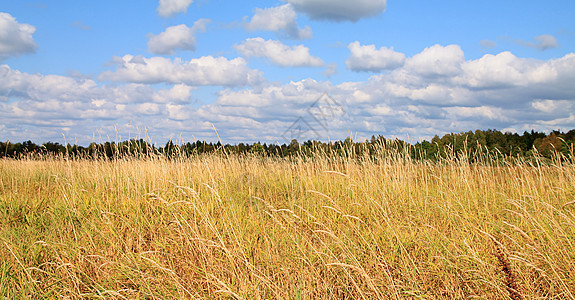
1,129,574,160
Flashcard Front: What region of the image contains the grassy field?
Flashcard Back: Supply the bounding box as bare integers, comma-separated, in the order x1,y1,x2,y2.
1,148,574,299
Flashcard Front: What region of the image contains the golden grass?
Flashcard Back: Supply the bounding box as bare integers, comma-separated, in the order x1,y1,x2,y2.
1,151,574,298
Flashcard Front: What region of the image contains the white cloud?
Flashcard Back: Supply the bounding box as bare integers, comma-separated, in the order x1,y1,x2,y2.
245,4,312,39
458,51,532,89
532,99,559,113
346,41,405,72
456,52,575,93
0,65,98,102
153,84,194,103
3,44,575,144
98,55,265,86
444,106,506,121
148,19,210,55
195,79,347,142
166,103,195,120
539,113,575,127
235,38,324,67
0,64,211,142
108,84,156,104
352,90,372,103
286,0,386,22
0,64,202,106
405,44,464,78
366,104,393,116
0,13,38,61
135,103,161,115
157,0,194,17
409,84,457,104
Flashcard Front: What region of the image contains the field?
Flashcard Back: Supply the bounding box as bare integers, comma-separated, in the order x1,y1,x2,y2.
1,148,574,299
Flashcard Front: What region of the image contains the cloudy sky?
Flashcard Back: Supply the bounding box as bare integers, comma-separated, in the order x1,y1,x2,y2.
1,0,574,145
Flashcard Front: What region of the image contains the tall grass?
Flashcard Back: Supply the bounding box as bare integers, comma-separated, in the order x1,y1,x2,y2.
1,144,574,298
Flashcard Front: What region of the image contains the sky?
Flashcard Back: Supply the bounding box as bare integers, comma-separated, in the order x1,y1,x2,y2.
1,0,575,145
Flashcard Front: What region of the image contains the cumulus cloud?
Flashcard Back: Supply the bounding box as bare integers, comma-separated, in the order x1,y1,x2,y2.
0,65,97,103
148,19,210,55
0,64,201,106
457,51,532,89
519,34,558,51
166,103,195,120
0,64,208,142
3,44,575,144
346,41,405,72
153,84,194,104
444,106,507,121
98,55,265,86
286,0,386,22
235,38,324,67
531,99,562,113
196,79,346,142
405,44,465,78
199,47,575,142
455,52,575,95
245,4,312,39
157,0,194,17
0,12,38,61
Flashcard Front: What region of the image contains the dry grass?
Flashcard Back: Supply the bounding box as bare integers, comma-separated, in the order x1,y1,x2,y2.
1,149,574,298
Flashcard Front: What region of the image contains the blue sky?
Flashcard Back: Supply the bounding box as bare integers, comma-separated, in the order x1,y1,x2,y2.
1,0,574,145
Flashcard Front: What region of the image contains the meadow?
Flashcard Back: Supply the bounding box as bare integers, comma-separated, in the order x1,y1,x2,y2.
1,145,574,299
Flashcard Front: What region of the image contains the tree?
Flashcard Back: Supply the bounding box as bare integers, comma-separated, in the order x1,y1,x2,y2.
288,139,299,155
43,142,65,155
249,142,265,154
534,133,562,157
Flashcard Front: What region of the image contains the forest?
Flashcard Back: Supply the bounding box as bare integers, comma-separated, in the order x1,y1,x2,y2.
1,129,574,160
